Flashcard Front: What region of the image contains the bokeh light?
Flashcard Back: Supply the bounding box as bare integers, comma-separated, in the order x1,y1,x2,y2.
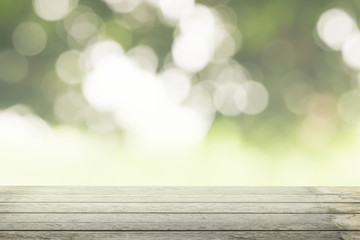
342,32,360,70
172,4,220,72
186,81,216,115
0,106,51,145
216,83,246,117
172,33,213,72
67,13,99,40
12,22,47,56
127,45,158,72
159,67,191,104
33,0,78,21
103,0,140,14
53,91,87,123
84,40,124,70
317,8,357,51
1,1,360,185
241,81,269,115
56,50,83,84
338,90,360,123
82,38,213,146
159,0,194,24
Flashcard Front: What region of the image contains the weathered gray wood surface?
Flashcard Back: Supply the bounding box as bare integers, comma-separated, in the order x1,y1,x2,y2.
0,231,359,240
1,194,360,202
1,202,359,213
0,187,359,239
0,231,360,240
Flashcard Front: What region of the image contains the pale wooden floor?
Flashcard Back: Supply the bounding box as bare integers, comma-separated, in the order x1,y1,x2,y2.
0,187,359,239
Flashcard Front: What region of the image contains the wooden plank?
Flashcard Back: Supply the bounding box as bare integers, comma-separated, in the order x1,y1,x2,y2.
1,194,359,203
0,213,359,230
1,187,359,238
312,187,360,195
0,231,359,240
0,186,315,195
0,202,359,213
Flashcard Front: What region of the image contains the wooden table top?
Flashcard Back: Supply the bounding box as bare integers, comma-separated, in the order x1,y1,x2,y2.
0,186,359,239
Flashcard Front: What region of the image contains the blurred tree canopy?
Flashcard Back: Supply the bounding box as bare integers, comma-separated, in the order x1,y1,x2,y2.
1,0,360,151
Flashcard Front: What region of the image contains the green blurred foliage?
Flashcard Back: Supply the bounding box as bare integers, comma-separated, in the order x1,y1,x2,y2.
1,0,360,152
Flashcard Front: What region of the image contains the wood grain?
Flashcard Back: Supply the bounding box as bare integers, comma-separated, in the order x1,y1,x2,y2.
0,231,359,240
0,187,359,239
0,213,359,230
1,194,359,202
0,202,359,213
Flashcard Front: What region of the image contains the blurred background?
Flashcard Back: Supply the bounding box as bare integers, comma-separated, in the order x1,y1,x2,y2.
1,0,360,185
